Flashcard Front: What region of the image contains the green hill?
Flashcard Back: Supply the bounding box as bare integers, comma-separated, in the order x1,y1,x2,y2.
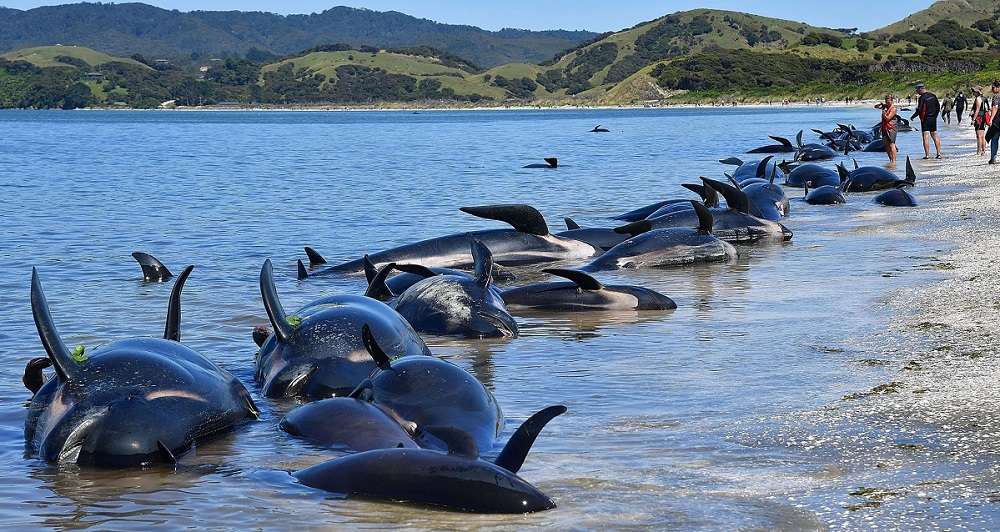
2,45,149,69
877,0,997,34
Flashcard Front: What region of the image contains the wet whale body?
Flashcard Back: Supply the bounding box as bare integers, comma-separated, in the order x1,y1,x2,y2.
874,187,918,207
556,218,631,251
524,157,558,168
590,125,610,133
581,201,737,272
294,405,566,514
838,156,916,192
279,398,418,452
131,251,173,282
782,163,841,188
255,259,430,398
738,166,789,220
389,241,519,338
501,268,676,311
611,183,719,222
304,205,597,275
803,182,847,205
356,255,515,301
747,135,796,153
25,266,258,467
720,156,785,184
350,325,504,453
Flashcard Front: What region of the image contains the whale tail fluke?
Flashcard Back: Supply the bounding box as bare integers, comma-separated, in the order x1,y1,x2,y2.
494,405,567,474
564,217,581,230
460,204,549,235
131,252,173,282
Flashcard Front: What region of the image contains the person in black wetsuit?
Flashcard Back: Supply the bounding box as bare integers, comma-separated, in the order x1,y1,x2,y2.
911,83,942,159
955,91,967,125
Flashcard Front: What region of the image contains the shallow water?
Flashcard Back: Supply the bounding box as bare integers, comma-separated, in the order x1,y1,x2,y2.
0,107,975,529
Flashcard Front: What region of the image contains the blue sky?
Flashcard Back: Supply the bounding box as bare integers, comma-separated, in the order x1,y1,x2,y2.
3,1,935,32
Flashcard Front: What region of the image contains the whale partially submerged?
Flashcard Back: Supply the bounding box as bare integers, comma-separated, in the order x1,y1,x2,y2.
501,268,676,311
25,266,258,467
524,158,558,169
747,135,796,154
839,157,916,192
303,205,597,275
611,183,719,222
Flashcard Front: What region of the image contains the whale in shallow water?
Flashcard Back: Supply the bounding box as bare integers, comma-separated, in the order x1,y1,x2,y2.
590,125,610,133
612,183,719,222
838,157,916,192
255,259,430,399
721,156,786,184
747,135,796,154
388,241,519,338
279,398,418,452
556,218,631,251
581,201,737,272
781,163,841,188
738,165,789,220
524,158,558,168
25,266,258,467
874,186,917,207
501,268,676,311
803,182,847,205
294,405,566,514
303,205,597,275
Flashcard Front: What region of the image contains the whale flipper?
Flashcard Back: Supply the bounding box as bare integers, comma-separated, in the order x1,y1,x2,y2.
472,240,494,289
364,263,396,301
420,426,479,458
163,265,193,342
905,156,916,184
297,260,309,281
259,259,294,344
564,217,581,230
494,405,567,474
30,268,77,382
131,252,173,282
460,205,549,236
304,247,327,267
361,324,393,370
541,268,603,290
692,201,714,234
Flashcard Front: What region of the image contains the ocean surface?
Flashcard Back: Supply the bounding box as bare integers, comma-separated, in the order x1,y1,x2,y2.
0,107,976,529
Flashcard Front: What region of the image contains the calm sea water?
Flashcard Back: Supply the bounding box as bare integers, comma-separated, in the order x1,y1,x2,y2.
0,107,969,529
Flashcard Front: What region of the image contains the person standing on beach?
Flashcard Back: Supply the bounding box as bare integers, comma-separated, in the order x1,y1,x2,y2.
971,86,989,156
941,95,953,125
911,84,942,159
955,91,967,124
987,81,1000,164
876,95,898,165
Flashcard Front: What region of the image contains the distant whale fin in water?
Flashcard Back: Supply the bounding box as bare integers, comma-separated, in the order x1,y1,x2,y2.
471,240,494,289
692,201,714,234
755,156,774,178
544,157,558,168
394,264,439,278
163,265,194,342
494,405,567,473
30,268,76,382
460,204,550,236
304,246,327,267
361,324,393,370
564,217,581,230
259,259,294,344
769,135,792,147
614,219,652,237
702,177,749,214
541,268,603,290
905,156,916,184
719,157,743,166
419,426,479,458
131,252,173,282
297,260,309,281
364,263,396,301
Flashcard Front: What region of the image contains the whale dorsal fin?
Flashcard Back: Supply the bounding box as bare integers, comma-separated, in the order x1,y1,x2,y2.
727,174,740,188
361,324,393,370
702,177,749,214
682,183,719,208
494,405,567,473
296,260,308,281
769,163,777,185
362,255,379,285
422,426,478,458
614,220,652,237
163,265,194,342
755,156,774,178
836,163,850,184
796,130,803,148
542,268,603,290
905,156,916,183
460,205,549,236
769,135,792,148
564,217,581,230
471,240,494,289
131,252,172,282
304,246,327,267
259,259,294,344
544,157,558,168
692,200,714,234
811,128,827,138
394,264,439,278
364,263,396,301
719,157,743,166
30,268,76,382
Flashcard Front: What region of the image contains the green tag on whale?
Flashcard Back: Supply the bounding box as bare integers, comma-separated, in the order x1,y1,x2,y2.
71,345,87,364
286,315,302,328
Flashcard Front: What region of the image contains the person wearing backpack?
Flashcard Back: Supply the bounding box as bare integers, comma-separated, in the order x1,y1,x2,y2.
911,83,942,159
971,86,989,156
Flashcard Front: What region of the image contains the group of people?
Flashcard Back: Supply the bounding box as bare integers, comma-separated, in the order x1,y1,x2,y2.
877,82,1000,165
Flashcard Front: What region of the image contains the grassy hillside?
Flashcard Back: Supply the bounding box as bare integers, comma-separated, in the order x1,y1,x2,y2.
878,0,996,34
2,45,149,69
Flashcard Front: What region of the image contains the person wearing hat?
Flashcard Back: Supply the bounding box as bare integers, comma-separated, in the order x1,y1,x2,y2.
911,83,942,159
972,85,989,156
